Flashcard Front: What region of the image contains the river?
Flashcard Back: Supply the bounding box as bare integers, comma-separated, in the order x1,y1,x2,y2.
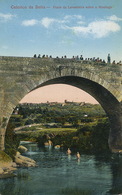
0,142,122,195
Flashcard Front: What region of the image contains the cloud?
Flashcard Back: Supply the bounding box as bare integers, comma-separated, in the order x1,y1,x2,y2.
21,14,121,38
77,21,85,25
40,16,71,28
88,20,120,38
64,15,83,20
40,15,121,38
0,13,15,22
40,17,56,28
22,17,58,28
70,20,120,38
21,15,83,29
70,21,120,38
63,15,84,25
107,15,122,21
22,19,38,26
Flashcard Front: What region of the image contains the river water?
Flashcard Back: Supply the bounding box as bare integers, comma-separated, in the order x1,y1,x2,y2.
0,142,122,195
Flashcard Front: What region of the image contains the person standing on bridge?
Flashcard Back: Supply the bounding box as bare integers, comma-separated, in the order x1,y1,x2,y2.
107,54,111,64
80,55,83,60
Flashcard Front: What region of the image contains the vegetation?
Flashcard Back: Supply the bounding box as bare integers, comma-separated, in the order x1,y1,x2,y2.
5,123,20,159
0,151,12,163
39,118,110,154
5,102,111,156
15,120,109,152
11,102,106,128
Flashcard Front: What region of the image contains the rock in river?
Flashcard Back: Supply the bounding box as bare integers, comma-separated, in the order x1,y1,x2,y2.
14,152,37,167
18,145,28,154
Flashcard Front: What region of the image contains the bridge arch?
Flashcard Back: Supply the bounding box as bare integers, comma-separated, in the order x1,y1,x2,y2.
3,76,122,152
0,57,122,152
35,75,122,152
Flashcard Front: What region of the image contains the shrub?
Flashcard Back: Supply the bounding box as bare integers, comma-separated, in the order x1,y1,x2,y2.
5,122,20,159
90,118,110,153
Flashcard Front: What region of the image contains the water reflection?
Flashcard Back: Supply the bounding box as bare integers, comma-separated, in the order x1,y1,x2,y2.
109,154,122,194
67,154,71,161
0,175,32,195
0,143,122,195
77,158,80,165
94,153,122,195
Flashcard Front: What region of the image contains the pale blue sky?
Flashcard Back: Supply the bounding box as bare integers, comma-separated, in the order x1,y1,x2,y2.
0,0,122,62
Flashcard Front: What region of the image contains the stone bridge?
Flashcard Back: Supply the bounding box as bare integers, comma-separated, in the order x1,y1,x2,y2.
0,56,122,152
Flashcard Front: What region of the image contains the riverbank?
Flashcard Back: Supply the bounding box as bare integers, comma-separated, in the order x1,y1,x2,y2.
0,149,37,179
17,118,110,154
0,151,17,178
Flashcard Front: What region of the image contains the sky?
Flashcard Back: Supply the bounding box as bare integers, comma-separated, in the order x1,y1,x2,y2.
0,0,122,104
0,0,122,61
20,84,98,104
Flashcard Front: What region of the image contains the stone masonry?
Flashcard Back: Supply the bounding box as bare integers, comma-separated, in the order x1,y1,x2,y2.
0,56,122,152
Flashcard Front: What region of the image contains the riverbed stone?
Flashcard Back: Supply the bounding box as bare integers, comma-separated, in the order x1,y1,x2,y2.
14,152,37,167
44,140,53,146
0,167,4,174
0,151,36,178
0,162,17,178
54,145,61,149
18,145,28,154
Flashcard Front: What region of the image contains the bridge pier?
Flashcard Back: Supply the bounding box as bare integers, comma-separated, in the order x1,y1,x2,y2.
109,155,122,194
0,116,9,151
108,108,122,153
0,128,6,151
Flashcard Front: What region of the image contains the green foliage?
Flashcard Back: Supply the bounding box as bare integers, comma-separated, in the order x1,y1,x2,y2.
12,103,106,128
91,118,110,153
36,118,110,154
9,103,110,155
52,133,75,148
77,125,93,134
9,115,24,127
5,122,20,159
34,114,43,123
80,118,93,123
24,119,34,125
0,151,12,163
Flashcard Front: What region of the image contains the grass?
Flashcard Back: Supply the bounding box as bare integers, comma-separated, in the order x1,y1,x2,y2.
0,151,12,163
16,127,77,142
16,127,77,134
37,127,77,132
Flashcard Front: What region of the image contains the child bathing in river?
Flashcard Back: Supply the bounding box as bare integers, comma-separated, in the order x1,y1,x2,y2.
76,152,80,159
67,148,71,155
